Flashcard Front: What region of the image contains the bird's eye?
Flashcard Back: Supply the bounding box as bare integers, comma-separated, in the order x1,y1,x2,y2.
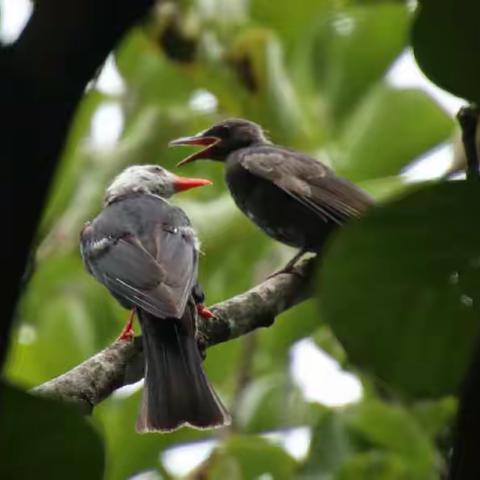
212,125,230,138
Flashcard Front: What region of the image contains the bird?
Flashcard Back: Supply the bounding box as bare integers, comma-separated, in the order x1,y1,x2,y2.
80,164,230,432
170,118,374,272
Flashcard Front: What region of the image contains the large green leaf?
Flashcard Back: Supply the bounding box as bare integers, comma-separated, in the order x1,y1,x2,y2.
335,85,454,181
319,180,480,397
0,383,104,479
412,0,480,103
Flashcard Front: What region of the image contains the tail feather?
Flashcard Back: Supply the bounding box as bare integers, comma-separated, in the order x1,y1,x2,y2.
136,309,230,432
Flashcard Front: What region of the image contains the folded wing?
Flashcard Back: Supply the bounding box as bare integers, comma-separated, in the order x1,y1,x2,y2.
238,146,374,224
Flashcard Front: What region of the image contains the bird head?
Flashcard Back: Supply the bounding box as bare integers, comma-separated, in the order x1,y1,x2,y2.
170,118,269,166
104,165,212,205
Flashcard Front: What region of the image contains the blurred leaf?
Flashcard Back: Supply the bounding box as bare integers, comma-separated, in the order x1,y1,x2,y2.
260,300,321,361
250,0,329,52
7,253,122,386
227,28,309,144
116,29,195,109
303,401,437,480
335,86,454,181
0,383,104,480
95,391,215,480
411,397,456,441
337,451,411,480
311,4,410,120
348,400,437,478
319,181,480,397
202,340,242,399
7,295,96,385
358,176,411,203
312,326,348,366
208,454,243,480
235,373,309,432
301,410,353,480
208,435,297,479
412,0,480,103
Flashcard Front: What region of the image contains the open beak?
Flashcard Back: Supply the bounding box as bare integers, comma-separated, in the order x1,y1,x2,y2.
173,175,212,192
169,135,220,167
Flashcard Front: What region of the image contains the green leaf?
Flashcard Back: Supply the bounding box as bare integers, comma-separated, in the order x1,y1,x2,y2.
337,451,411,480
260,300,321,360
412,0,480,103
209,435,297,479
250,0,329,53
410,397,456,441
7,254,121,386
319,181,480,397
115,29,195,108
335,85,454,181
301,410,353,480
302,401,438,480
227,28,309,144
95,391,212,480
358,176,412,203
347,401,436,478
0,383,104,480
311,4,410,120
234,373,309,432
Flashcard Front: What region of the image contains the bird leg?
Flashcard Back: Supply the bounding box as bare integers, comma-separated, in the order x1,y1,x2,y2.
196,304,215,319
118,308,135,341
267,249,307,279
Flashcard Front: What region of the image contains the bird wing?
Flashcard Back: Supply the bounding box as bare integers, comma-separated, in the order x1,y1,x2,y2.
238,147,373,224
81,214,197,319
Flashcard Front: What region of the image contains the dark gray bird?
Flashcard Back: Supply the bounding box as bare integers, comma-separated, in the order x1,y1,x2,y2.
170,118,374,271
80,165,230,432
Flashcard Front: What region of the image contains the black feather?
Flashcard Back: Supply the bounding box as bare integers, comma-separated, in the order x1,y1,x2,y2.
136,308,230,432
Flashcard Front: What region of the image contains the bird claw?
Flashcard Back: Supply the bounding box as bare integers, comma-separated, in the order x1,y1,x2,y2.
266,265,304,280
196,304,215,319
266,250,308,280
118,309,135,341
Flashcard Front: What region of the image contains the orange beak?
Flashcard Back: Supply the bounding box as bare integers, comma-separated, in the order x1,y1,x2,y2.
173,175,212,192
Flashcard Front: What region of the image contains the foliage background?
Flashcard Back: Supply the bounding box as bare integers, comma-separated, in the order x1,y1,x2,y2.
3,0,477,478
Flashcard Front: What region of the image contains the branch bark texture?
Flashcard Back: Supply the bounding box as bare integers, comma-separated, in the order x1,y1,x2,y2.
33,258,316,412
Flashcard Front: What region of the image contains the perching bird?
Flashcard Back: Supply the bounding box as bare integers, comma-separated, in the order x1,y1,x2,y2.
170,118,374,270
80,165,230,432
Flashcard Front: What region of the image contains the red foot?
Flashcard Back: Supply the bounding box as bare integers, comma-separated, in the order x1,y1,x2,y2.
118,309,135,341
196,304,215,319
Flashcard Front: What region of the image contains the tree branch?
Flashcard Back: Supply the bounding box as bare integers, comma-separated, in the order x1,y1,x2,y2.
32,257,316,412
